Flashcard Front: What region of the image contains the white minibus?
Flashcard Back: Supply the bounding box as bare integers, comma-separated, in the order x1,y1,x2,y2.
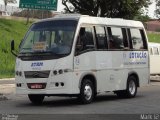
149,42,160,75
11,14,150,104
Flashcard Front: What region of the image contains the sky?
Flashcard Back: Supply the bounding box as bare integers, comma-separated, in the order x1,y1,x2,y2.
0,0,157,18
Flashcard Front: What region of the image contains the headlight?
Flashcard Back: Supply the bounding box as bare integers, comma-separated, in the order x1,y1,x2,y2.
53,70,58,75
58,69,63,74
16,71,23,77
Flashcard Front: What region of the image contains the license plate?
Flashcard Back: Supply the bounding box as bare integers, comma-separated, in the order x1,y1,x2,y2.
31,84,43,89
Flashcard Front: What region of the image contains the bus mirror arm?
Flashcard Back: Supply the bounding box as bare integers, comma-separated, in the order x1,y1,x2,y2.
11,40,18,57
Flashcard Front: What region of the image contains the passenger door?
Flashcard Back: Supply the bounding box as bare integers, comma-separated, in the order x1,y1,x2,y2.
106,27,129,90
74,26,96,73
94,26,113,92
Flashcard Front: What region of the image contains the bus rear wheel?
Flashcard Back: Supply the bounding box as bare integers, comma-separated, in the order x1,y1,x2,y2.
78,79,95,104
116,76,137,98
28,94,44,105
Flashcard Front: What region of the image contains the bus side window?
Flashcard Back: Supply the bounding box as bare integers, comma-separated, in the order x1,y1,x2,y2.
95,26,108,49
76,27,95,53
107,27,125,49
130,29,147,50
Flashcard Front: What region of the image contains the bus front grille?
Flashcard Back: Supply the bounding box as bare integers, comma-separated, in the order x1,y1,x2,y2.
24,71,50,78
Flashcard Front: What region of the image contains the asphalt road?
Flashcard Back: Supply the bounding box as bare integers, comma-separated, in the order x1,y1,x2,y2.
0,81,160,114
0,81,160,120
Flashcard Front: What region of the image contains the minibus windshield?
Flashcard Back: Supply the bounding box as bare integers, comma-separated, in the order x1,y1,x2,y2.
20,20,77,56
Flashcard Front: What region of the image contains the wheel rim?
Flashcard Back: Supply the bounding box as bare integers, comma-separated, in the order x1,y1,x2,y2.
129,80,136,95
84,84,92,101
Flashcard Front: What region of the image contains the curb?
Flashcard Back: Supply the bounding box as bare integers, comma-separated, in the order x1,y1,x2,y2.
0,78,15,84
0,78,15,81
150,75,160,82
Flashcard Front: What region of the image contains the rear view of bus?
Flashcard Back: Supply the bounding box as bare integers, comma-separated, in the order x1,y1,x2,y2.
11,14,150,104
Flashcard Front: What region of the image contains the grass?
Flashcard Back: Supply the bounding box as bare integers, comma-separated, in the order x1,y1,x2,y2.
0,18,32,78
147,32,160,43
0,18,160,78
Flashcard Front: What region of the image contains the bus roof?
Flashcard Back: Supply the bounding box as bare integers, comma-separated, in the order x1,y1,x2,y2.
36,14,144,28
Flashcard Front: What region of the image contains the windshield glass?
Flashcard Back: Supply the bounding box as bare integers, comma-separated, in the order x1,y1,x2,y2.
20,20,77,55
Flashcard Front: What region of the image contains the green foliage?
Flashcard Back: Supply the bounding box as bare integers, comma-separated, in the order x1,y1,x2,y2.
62,0,151,19
134,15,150,23
147,32,160,43
155,0,160,18
0,18,31,78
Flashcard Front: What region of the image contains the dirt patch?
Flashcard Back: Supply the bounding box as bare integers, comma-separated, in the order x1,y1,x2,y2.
0,94,8,101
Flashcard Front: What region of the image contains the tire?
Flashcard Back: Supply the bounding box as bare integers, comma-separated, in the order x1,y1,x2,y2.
78,79,95,104
28,94,44,105
116,76,137,98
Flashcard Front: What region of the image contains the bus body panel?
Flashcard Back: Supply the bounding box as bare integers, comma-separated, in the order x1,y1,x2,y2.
74,50,149,93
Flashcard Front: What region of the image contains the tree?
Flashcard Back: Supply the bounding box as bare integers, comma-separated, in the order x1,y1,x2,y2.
134,15,150,22
62,0,151,19
155,0,160,18
3,0,17,11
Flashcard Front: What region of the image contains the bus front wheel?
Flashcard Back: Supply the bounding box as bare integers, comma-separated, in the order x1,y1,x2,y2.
78,79,95,104
28,94,44,105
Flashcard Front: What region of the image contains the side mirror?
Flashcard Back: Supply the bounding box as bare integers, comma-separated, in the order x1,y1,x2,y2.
11,40,15,51
11,40,17,57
